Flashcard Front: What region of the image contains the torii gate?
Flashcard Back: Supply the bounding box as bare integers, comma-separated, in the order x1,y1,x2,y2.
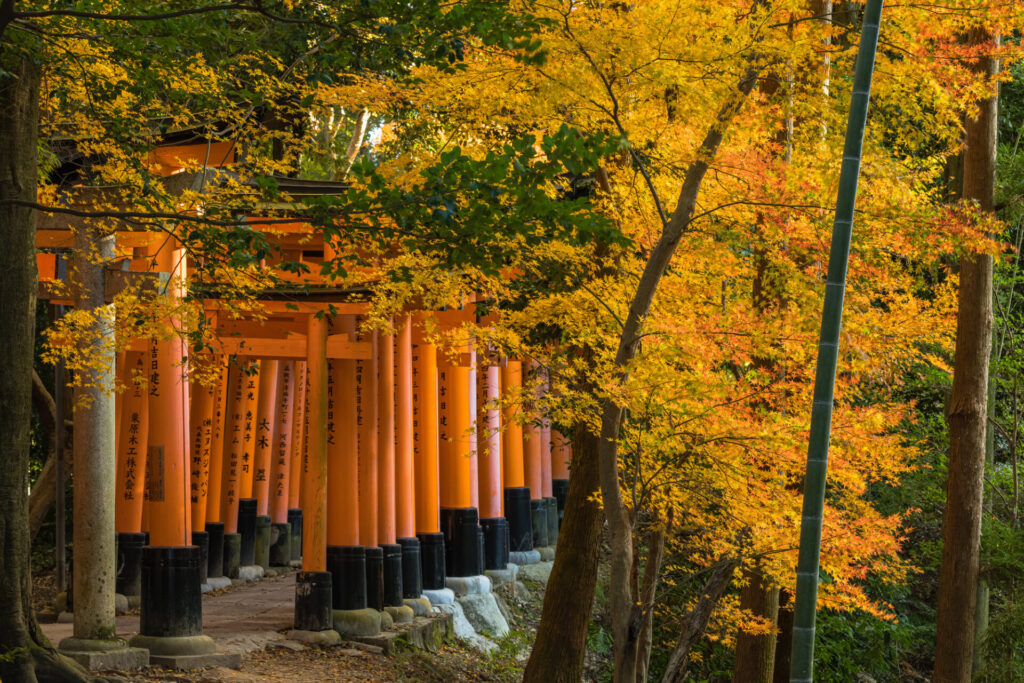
35,135,569,669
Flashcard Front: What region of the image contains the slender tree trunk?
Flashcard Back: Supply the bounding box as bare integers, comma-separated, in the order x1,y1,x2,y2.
0,54,92,683
28,369,71,541
771,590,794,683
732,568,780,683
636,522,667,682
336,108,370,181
933,27,998,683
660,557,740,683
523,418,605,681
599,64,761,683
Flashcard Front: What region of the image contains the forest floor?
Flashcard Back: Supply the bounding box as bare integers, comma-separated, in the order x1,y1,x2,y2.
35,565,561,682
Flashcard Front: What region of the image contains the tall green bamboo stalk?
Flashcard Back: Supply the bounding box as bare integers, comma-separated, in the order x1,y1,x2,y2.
789,1,884,680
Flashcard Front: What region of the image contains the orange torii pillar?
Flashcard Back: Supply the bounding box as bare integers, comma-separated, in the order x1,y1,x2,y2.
412,318,446,592
204,362,229,581
395,316,423,599
237,362,262,570
551,429,572,530
220,363,249,578
269,360,296,567
501,360,533,554
439,356,484,578
357,329,383,609
477,358,508,570
188,367,216,587
523,360,549,548
540,422,558,545
114,350,150,601
288,361,308,561
378,326,405,607
293,313,334,634
252,360,279,571
326,316,370,617
539,372,559,546
129,239,218,662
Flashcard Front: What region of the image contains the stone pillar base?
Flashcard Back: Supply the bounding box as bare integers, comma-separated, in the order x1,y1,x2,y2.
59,637,149,671
332,607,381,636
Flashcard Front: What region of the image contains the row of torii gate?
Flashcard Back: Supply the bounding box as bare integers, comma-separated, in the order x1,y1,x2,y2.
40,139,571,667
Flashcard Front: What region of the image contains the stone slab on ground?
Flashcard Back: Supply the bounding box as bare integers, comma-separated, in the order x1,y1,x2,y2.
349,630,402,656
402,615,452,653
422,587,454,605
509,550,541,565
149,652,243,670
444,575,491,596
60,647,149,671
215,631,288,655
519,560,553,584
348,613,453,655
457,592,509,637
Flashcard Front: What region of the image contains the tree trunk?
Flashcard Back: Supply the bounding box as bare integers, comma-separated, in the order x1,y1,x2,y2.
732,568,780,683
933,27,998,683
599,64,761,683
660,557,740,683
771,590,794,683
28,369,71,541
523,422,604,682
636,521,667,682
0,54,92,683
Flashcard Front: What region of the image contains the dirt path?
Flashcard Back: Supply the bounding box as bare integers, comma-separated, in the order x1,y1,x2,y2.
41,572,539,682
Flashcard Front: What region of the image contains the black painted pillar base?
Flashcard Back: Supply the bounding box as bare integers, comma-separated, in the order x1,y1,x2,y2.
205,522,225,578
116,531,146,597
544,497,559,546
504,486,533,552
365,546,384,611
294,571,332,631
530,499,549,548
191,531,209,585
254,515,272,570
288,508,303,561
139,546,203,637
269,522,291,566
441,507,483,578
397,538,422,599
238,499,257,567
417,532,446,590
480,517,509,570
381,544,404,607
553,479,569,529
224,533,242,579
327,545,367,610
